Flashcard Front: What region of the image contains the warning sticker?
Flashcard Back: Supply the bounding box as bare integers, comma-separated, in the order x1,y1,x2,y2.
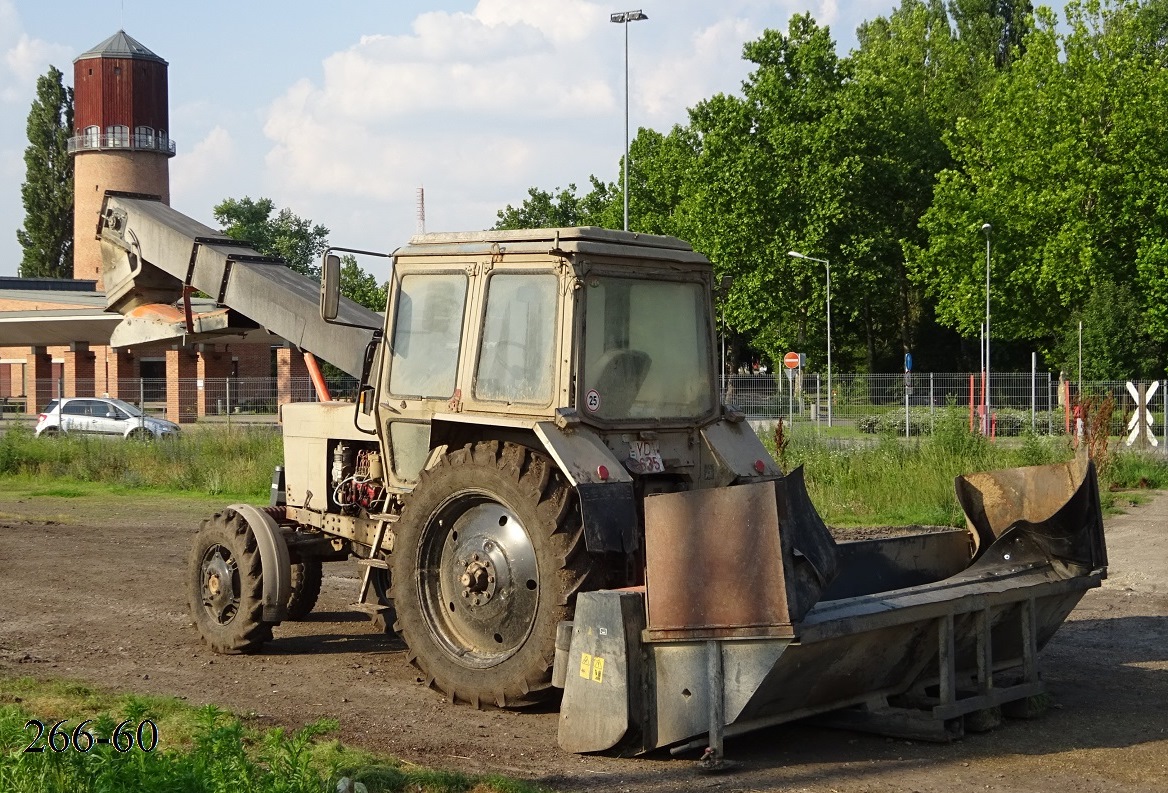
585,389,601,412
579,652,593,679
591,656,605,683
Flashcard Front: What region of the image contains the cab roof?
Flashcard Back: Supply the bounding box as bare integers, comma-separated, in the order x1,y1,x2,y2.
394,227,712,266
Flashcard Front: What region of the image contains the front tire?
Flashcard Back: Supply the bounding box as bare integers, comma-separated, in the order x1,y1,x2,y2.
188,511,272,653
392,441,603,708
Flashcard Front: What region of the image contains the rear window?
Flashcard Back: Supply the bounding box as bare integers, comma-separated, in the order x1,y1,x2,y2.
40,400,58,414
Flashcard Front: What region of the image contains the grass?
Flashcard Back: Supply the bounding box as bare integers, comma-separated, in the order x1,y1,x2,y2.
0,425,282,501
762,408,1168,527
2,413,1164,527
0,676,546,793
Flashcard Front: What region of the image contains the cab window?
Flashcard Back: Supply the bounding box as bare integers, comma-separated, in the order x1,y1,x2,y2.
474,273,558,405
388,273,468,399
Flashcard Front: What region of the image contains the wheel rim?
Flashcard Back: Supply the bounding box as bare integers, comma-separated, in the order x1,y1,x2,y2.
417,493,540,669
199,544,241,625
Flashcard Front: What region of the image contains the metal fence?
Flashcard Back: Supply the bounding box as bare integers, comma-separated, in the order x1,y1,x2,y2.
4,372,1164,446
725,371,1168,444
1,377,359,420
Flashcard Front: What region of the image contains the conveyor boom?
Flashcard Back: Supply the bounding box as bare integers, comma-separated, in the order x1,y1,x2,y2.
97,192,380,378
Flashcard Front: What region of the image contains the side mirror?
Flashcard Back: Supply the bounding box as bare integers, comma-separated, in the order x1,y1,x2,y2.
320,253,341,321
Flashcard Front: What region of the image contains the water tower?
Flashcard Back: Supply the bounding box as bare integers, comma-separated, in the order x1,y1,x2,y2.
70,30,175,288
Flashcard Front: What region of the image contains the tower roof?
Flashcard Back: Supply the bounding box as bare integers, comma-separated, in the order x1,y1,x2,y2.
75,30,166,65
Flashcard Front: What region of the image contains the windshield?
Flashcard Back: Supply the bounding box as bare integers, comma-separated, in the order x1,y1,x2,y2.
581,276,714,421
107,398,143,418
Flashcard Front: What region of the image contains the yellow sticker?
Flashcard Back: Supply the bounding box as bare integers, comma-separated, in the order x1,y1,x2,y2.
579,653,593,679
591,656,605,683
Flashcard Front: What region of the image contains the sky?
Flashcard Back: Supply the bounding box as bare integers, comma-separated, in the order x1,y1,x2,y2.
0,0,905,278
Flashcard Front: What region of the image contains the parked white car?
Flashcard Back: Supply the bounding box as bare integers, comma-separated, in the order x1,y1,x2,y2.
35,397,181,440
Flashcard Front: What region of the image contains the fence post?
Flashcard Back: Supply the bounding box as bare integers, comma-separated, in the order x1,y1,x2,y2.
816,373,821,430
226,378,232,429
1051,371,1060,434
905,373,910,439
930,372,935,435
1031,353,1036,433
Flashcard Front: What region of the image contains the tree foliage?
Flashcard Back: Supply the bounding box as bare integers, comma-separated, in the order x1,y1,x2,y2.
212,197,387,312
213,197,329,279
17,66,74,279
495,0,1168,377
338,253,388,311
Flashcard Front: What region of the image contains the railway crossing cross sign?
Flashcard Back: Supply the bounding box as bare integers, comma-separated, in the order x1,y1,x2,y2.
1125,381,1159,448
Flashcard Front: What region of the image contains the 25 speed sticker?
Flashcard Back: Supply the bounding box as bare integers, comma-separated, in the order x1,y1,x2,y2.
24,718,159,753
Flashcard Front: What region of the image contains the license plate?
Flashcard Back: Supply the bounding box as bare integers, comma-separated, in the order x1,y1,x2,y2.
630,440,664,473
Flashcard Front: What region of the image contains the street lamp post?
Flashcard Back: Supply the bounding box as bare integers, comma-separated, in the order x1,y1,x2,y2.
788,251,831,427
610,9,648,232
981,223,991,436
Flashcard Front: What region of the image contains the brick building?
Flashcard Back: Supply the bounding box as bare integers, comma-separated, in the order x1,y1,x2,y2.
0,31,302,423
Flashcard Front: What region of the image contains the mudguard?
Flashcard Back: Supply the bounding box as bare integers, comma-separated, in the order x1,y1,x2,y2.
227,503,291,623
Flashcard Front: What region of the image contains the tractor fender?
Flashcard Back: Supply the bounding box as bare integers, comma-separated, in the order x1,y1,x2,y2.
534,422,638,554
227,503,291,623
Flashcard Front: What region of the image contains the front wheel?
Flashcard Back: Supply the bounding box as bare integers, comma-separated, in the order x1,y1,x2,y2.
187,511,272,653
392,441,604,708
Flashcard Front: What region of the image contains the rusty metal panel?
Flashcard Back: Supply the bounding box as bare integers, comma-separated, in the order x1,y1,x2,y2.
644,481,794,638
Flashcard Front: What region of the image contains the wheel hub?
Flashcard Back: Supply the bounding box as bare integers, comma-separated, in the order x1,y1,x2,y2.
200,544,239,625
419,498,541,668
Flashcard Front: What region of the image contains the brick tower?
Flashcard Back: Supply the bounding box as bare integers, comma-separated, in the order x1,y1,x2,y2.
69,31,175,289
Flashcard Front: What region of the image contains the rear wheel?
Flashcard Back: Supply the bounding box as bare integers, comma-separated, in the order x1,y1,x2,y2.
286,559,323,620
188,511,272,653
392,441,603,708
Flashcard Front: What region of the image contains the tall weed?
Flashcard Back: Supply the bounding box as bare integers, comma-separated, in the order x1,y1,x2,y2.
0,425,282,500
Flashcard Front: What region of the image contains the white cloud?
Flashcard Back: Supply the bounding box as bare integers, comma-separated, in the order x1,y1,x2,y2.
639,17,758,121
171,125,237,195
262,0,623,212
0,0,72,104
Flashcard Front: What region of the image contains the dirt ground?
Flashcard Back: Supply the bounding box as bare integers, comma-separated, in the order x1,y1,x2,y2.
0,489,1165,793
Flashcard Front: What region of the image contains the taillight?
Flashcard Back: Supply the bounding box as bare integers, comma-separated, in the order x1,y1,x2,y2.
37,414,47,422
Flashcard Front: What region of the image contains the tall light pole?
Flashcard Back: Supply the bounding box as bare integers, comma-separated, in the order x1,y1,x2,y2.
610,9,648,232
788,250,832,427
981,223,991,436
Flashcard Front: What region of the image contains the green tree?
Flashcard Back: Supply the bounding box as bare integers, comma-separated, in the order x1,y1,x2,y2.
338,253,388,311
494,177,618,230
1050,280,1160,380
17,65,74,279
213,196,329,278
913,0,1168,373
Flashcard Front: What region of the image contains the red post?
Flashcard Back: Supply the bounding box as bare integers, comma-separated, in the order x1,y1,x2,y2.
1064,380,1072,435
969,375,975,432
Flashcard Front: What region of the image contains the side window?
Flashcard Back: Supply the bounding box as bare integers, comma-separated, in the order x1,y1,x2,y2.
474,273,558,405
61,401,87,416
388,273,467,398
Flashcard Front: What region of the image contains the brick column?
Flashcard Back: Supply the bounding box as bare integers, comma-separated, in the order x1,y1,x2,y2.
276,345,310,406
196,345,232,417
102,348,138,399
63,342,96,398
165,345,198,424
25,347,52,415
